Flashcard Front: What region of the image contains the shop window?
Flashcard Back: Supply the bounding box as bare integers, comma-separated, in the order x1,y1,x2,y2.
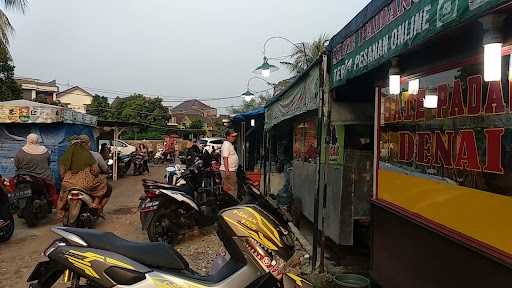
379,54,512,196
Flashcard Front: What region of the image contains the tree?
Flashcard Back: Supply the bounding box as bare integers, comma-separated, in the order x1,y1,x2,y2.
188,118,205,130
110,94,170,127
0,49,20,101
229,92,270,114
86,94,111,120
281,34,329,75
0,0,27,55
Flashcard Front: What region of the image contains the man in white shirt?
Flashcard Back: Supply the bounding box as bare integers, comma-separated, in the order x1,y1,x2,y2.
220,130,239,198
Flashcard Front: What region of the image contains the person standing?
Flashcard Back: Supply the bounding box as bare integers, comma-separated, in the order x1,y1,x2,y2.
220,130,239,199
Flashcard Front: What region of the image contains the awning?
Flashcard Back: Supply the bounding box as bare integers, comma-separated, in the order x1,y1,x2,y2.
328,0,510,88
0,99,97,126
265,62,320,130
231,107,265,124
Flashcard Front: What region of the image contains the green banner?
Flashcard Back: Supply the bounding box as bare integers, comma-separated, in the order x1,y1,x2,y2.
331,0,509,88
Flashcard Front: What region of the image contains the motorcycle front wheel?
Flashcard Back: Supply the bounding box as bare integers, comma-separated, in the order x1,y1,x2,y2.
147,209,183,245
0,213,15,242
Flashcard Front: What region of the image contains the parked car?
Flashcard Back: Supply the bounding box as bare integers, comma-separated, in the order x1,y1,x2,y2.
111,140,136,156
199,137,224,153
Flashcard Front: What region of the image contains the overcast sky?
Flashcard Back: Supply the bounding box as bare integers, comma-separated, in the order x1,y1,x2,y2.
8,0,369,113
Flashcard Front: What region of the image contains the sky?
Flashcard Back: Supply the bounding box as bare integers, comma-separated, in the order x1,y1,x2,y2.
8,0,369,113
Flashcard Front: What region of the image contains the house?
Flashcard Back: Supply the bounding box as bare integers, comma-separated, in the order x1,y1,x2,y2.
56,86,93,113
169,99,217,118
15,77,59,103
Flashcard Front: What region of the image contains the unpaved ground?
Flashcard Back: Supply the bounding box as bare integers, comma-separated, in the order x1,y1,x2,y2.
0,165,223,288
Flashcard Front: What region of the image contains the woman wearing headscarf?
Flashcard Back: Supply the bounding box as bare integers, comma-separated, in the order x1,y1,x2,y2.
56,136,108,219
15,133,58,206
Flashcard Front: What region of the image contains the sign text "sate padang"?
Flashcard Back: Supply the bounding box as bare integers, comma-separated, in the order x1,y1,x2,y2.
383,76,512,174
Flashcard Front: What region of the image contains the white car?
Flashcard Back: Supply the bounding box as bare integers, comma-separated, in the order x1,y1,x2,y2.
199,137,224,153
112,140,136,156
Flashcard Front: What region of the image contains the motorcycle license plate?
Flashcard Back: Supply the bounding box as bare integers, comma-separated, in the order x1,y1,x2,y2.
13,188,31,200
140,200,159,211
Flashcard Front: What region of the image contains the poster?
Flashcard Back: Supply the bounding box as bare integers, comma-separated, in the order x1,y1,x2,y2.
293,118,318,162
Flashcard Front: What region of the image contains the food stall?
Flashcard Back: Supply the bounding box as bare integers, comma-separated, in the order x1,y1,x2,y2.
327,0,512,286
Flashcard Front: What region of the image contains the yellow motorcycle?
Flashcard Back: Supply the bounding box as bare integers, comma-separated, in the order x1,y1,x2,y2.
28,204,312,288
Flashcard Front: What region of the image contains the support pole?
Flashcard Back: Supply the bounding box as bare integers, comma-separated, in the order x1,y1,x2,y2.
113,127,118,182
312,56,326,270
319,54,330,273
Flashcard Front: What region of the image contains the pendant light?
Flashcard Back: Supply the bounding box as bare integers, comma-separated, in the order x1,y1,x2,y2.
424,88,438,109
389,58,400,95
480,15,504,82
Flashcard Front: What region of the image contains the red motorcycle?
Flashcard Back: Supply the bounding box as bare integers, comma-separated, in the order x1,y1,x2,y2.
0,175,14,242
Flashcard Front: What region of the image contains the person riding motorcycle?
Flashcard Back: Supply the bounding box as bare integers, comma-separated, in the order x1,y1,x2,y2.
56,135,109,219
14,133,58,207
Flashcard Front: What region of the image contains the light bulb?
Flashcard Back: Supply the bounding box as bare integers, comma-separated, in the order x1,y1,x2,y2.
389,74,400,95
243,95,254,102
408,79,419,94
484,43,502,81
424,91,438,109
262,69,270,77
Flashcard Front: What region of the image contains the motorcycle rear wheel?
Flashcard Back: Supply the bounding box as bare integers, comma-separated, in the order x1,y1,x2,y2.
147,209,183,245
22,201,39,227
0,214,15,243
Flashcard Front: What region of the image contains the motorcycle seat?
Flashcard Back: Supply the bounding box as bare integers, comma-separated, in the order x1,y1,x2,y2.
60,227,189,271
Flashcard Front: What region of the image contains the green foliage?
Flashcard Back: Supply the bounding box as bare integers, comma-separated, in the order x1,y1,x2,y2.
110,94,170,127
86,94,111,120
121,129,167,140
281,34,329,75
0,50,20,101
188,118,204,130
229,93,270,114
0,0,28,56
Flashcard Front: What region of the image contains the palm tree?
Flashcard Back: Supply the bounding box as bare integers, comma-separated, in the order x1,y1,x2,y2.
281,33,330,75
0,0,27,55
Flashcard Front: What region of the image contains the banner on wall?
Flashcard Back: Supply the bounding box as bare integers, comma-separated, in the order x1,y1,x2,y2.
0,100,97,126
329,0,510,87
265,64,320,130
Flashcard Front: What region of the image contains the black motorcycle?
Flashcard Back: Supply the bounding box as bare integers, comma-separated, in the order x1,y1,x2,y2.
108,153,133,178
11,174,53,227
133,152,145,176
139,160,228,244
0,176,14,243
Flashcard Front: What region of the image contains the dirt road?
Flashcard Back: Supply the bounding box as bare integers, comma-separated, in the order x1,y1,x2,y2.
0,165,223,288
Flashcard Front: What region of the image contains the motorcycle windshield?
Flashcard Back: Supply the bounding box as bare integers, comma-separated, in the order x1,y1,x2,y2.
220,205,294,260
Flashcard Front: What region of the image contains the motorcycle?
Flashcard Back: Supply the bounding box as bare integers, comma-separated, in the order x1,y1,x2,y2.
164,163,186,186
0,175,14,243
139,160,227,244
62,177,112,228
133,153,145,176
152,148,165,164
107,153,133,178
62,187,100,228
10,174,54,227
27,204,313,288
